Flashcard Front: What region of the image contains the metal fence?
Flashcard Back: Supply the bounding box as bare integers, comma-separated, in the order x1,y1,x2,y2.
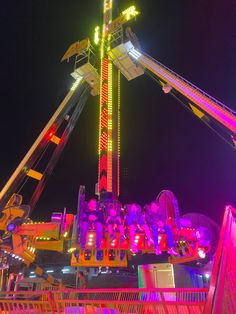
0,290,54,314
0,288,208,314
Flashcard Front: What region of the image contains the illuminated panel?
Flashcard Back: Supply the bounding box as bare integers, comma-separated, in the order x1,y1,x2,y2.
117,70,121,196
107,60,113,192
98,0,113,195
98,58,109,193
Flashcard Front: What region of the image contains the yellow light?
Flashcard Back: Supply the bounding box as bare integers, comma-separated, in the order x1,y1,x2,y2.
63,231,68,238
108,120,112,130
70,76,83,91
94,26,100,45
68,247,76,253
122,6,139,21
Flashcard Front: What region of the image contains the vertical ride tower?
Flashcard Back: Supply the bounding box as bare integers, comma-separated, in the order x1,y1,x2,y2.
98,0,120,200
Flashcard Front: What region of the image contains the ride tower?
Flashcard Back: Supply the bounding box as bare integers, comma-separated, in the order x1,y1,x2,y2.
98,0,120,201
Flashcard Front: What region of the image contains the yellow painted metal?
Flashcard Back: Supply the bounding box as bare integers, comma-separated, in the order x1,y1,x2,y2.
12,234,35,264
0,207,25,231
6,193,22,207
35,240,64,252
35,266,44,276
50,135,61,145
47,275,55,284
27,169,43,181
189,103,205,119
17,222,60,239
0,80,82,203
61,38,90,61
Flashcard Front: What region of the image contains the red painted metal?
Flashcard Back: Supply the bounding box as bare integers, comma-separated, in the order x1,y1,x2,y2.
204,206,236,313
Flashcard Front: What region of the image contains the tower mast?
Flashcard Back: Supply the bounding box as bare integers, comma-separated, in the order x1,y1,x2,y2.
98,0,120,200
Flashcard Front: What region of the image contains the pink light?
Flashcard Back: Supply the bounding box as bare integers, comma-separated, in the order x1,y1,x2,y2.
198,249,206,259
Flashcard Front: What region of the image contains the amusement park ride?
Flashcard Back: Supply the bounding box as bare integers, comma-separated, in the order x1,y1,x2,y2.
0,2,235,288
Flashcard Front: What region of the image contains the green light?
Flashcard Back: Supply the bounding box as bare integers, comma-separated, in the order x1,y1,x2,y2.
94,26,100,45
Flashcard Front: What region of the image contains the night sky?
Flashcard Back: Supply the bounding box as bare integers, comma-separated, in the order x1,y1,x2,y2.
1,0,236,225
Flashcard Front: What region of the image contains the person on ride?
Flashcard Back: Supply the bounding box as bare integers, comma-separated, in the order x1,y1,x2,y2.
106,203,125,241
125,203,140,254
80,198,104,249
146,201,178,256
126,203,154,254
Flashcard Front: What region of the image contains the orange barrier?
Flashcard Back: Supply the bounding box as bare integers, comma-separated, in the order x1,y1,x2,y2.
204,206,236,314
0,288,208,314
0,290,55,314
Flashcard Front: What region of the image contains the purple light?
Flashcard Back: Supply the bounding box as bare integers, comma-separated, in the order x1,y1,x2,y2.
7,223,16,232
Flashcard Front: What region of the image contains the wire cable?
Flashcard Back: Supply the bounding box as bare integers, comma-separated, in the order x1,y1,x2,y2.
146,70,236,151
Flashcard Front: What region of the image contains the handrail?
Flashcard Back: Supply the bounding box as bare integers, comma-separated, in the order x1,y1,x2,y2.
0,288,208,313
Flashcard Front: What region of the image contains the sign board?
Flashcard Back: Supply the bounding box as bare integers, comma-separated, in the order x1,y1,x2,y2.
61,38,90,62
108,6,140,33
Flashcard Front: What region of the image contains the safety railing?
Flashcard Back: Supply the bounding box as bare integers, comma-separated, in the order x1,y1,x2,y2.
204,205,236,314
52,288,208,314
0,290,54,313
0,288,208,313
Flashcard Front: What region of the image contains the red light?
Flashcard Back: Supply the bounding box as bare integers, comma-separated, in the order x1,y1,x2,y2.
49,132,53,138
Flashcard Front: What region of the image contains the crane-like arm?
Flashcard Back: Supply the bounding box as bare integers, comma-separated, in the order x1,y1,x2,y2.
127,44,236,135
109,40,236,137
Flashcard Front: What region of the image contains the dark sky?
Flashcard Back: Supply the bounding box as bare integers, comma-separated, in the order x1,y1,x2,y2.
0,0,236,224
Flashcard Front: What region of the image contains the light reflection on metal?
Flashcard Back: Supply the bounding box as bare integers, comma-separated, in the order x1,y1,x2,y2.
70,76,82,91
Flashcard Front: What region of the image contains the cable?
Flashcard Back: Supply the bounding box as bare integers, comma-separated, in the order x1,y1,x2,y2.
146,70,236,151
17,141,51,194
142,51,236,116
